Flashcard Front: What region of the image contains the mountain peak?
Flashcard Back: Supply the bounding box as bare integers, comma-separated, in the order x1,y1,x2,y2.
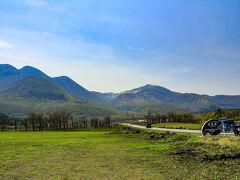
143,84,164,89
0,64,17,71
143,84,169,89
124,84,172,94
19,66,50,79
54,76,72,81
20,65,41,72
0,64,20,91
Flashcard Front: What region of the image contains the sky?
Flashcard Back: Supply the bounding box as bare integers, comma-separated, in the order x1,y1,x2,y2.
0,0,240,95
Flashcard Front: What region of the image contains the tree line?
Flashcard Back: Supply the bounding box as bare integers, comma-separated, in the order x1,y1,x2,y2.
203,109,240,120
0,111,112,131
144,109,240,125
144,111,201,125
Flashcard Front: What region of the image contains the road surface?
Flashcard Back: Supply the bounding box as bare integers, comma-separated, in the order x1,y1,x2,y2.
121,123,236,136
122,123,201,134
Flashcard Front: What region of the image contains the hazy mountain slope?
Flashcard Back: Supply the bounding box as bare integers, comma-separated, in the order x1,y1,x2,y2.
0,76,72,101
114,85,176,104
0,76,120,118
112,84,239,111
0,64,20,91
113,85,213,108
0,99,32,117
91,91,119,102
0,98,120,118
214,95,240,109
53,76,105,104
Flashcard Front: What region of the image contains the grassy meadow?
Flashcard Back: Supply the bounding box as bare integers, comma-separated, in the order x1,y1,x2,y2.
153,122,202,130
1,127,240,179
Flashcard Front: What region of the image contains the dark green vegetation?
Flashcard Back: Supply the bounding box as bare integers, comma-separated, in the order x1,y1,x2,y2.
1,64,240,118
1,126,240,179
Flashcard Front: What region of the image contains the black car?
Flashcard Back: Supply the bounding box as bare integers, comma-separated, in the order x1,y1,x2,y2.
201,118,240,136
146,123,152,128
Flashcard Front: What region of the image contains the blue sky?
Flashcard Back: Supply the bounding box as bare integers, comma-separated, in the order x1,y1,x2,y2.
0,0,240,95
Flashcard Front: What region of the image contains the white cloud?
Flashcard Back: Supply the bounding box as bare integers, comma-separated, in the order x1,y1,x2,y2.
0,40,13,49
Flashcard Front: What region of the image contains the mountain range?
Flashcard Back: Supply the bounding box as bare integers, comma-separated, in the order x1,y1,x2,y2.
0,64,240,117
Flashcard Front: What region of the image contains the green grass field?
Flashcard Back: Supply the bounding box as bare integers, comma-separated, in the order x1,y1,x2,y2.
153,122,202,130
1,128,240,179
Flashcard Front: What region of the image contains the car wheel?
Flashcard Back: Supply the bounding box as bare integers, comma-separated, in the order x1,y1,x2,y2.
202,131,210,136
234,130,239,136
210,131,220,136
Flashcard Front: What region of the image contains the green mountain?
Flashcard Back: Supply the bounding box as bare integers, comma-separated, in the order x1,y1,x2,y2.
0,76,72,101
0,65,120,118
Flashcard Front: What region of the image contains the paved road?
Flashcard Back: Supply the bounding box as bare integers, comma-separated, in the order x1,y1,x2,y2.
121,123,236,136
122,123,201,134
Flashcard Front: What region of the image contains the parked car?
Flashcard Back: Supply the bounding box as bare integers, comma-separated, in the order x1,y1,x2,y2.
201,118,240,136
146,123,152,128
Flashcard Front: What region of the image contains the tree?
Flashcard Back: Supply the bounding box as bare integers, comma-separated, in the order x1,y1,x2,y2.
144,111,154,125
155,112,161,123
214,108,224,119
22,117,30,131
79,117,88,128
48,110,72,130
103,115,111,128
0,113,9,131
11,117,19,131
27,112,44,131
90,118,99,128
160,114,167,123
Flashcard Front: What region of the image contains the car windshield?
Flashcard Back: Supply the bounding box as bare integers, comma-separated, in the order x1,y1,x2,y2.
223,120,235,125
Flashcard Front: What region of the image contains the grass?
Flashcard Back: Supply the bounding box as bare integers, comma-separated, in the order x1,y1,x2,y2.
153,122,202,130
1,127,240,179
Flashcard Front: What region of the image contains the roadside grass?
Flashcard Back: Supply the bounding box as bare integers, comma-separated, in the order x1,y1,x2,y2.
1,127,240,179
153,122,202,130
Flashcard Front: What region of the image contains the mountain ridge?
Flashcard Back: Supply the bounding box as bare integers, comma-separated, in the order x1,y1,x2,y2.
0,64,240,116
0,64,103,104
95,84,240,112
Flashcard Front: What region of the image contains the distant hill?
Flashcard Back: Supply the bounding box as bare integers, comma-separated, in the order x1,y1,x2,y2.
91,91,119,103
95,84,240,113
108,85,215,112
213,95,240,109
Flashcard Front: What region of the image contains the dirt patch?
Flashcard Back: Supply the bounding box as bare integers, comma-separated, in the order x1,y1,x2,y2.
172,142,240,161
